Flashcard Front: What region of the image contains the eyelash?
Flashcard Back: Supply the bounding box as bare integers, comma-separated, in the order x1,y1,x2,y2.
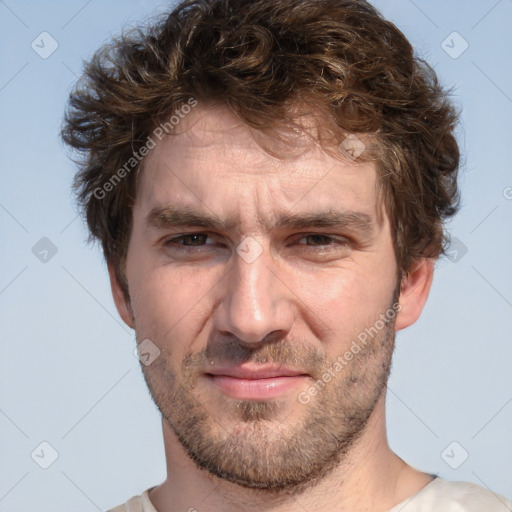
164,233,350,250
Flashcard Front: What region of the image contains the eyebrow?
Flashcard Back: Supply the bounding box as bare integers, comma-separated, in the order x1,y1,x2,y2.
146,204,375,236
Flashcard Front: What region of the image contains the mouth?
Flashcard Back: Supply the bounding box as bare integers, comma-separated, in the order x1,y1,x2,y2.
205,364,310,400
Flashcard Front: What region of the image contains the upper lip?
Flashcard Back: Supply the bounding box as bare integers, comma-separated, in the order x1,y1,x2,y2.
206,365,308,379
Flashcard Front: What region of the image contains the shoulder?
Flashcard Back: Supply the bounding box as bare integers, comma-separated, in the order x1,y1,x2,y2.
106,489,156,512
432,479,512,509
393,478,512,511
106,494,141,512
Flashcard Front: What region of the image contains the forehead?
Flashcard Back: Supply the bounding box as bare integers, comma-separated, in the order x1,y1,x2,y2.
135,105,385,227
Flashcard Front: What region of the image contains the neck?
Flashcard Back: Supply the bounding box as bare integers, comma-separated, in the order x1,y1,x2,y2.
149,395,432,512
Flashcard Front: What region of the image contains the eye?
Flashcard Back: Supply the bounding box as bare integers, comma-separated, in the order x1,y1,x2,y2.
165,233,213,247
296,234,349,247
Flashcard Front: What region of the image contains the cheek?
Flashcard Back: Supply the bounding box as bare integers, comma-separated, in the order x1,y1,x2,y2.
128,262,220,349
293,263,396,345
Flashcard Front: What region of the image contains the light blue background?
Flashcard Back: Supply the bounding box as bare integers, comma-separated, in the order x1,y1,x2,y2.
1,0,511,510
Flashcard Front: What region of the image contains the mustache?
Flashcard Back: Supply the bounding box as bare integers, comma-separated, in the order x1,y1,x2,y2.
182,337,326,376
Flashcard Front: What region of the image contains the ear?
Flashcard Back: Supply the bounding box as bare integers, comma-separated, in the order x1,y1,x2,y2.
107,263,135,329
395,258,434,331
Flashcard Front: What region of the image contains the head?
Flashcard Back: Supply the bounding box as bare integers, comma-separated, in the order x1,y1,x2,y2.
62,0,460,494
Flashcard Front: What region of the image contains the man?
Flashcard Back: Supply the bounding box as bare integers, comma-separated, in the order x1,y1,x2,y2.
61,0,512,510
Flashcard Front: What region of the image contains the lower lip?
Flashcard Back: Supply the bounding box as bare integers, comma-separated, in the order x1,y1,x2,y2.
208,375,308,400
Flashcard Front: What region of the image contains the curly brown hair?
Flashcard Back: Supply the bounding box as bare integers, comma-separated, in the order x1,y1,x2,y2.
61,0,460,296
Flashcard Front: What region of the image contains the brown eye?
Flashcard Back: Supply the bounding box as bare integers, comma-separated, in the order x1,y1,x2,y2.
301,234,335,246
297,234,349,247
166,234,211,246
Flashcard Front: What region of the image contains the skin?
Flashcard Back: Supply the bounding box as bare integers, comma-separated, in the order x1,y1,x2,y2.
109,105,435,511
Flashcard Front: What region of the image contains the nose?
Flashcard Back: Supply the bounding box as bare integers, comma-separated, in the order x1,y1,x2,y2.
213,242,295,344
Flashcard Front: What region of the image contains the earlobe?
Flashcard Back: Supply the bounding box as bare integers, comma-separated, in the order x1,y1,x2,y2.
107,263,135,329
395,258,434,331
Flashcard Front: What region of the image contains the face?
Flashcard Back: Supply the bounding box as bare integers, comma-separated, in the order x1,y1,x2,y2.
113,105,417,493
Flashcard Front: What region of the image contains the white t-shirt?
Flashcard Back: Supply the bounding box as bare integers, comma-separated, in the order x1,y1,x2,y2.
107,478,512,511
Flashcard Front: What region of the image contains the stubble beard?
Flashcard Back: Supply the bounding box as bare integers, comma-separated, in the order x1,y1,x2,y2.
138,308,396,494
